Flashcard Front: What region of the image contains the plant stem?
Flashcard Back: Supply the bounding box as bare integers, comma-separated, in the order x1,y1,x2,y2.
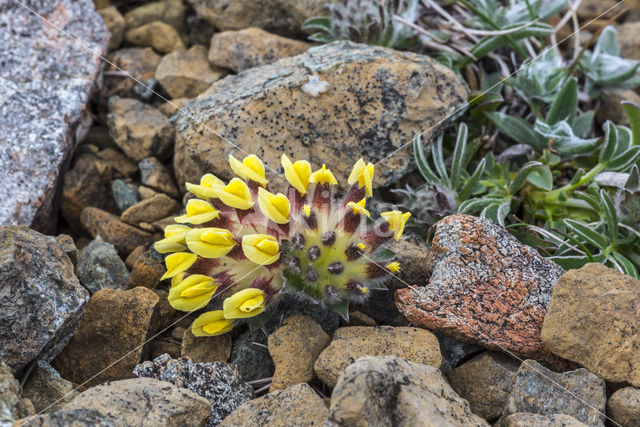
539,162,606,203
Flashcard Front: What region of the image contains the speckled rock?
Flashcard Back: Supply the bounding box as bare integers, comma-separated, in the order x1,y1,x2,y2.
220,383,328,427
64,377,211,426
120,193,180,225
22,361,78,413
447,351,520,421
0,0,109,232
503,360,606,426
209,28,310,72
133,354,253,426
607,387,640,427
187,0,326,36
173,41,467,191
111,179,140,212
53,287,159,387
81,207,155,255
314,326,442,388
541,263,640,387
14,408,116,426
0,361,34,424
107,97,174,162
0,226,89,375
124,21,185,54
124,252,164,289
156,45,226,99
123,0,186,32
139,157,179,198
96,148,138,178
229,329,275,382
61,154,115,234
619,22,640,60
327,356,488,426
268,315,330,391
158,97,191,118
103,47,161,99
76,236,130,294
504,413,588,426
181,328,231,363
55,234,78,266
396,214,566,364
98,6,125,50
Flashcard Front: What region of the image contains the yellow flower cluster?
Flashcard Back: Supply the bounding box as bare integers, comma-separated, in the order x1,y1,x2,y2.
155,153,411,337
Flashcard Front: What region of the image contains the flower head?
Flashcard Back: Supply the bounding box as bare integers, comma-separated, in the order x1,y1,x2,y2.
282,154,311,195
168,274,217,311
216,178,254,210
309,164,338,185
348,158,375,197
229,154,267,186
242,234,280,265
186,227,236,258
346,198,370,217
186,174,224,199
223,288,266,319
192,310,234,336
381,210,411,241
160,252,198,280
154,224,191,253
174,199,220,224
258,187,290,224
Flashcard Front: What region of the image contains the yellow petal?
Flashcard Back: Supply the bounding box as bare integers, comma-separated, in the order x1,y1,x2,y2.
302,204,311,217
348,158,375,197
346,198,370,217
192,310,235,336
381,210,411,241
154,225,191,253
174,199,220,224
281,154,311,195
185,173,225,199
386,262,400,273
309,164,338,186
160,252,198,280
223,288,266,319
242,234,280,265
258,187,290,224
229,154,267,186
356,242,366,251
168,274,217,311
186,227,236,258
216,178,254,210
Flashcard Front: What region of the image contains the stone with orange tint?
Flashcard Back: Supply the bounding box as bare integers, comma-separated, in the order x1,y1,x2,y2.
395,214,565,366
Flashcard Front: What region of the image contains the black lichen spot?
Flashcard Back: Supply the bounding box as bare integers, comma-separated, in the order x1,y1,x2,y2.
321,231,336,246
292,233,305,250
328,262,344,275
308,245,320,261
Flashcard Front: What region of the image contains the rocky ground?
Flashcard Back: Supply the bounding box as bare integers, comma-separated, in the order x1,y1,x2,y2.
1,0,640,426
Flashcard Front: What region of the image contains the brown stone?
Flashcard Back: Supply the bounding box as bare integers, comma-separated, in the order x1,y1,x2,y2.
158,97,190,117
138,185,161,200
314,326,441,388
447,351,520,421
388,232,430,287
53,287,159,387
396,214,566,365
22,360,78,413
181,328,232,363
139,157,179,198
0,361,34,424
151,339,182,359
107,97,174,162
81,207,154,255
124,21,185,54
618,22,640,60
595,89,640,126
173,41,467,191
268,315,330,391
607,387,640,427
578,0,640,20
504,413,588,426
156,45,226,98
96,148,138,178
103,47,161,98
345,311,376,326
61,154,115,234
55,234,78,266
124,245,145,269
97,6,125,51
124,252,164,290
220,383,328,427
541,263,640,387
209,28,310,72
123,0,186,32
120,193,180,225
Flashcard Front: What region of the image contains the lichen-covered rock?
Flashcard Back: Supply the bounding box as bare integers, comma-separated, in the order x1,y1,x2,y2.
63,378,211,426
133,354,253,426
156,45,226,98
504,413,588,426
396,214,566,364
314,326,442,388
173,41,467,191
14,408,116,426
187,0,326,36
22,360,78,413
124,21,185,54
0,361,34,424
80,207,155,255
77,236,130,294
139,157,179,198
220,383,328,427
447,351,520,421
123,0,186,32
327,356,488,426
229,329,275,383
107,97,174,161
268,315,330,391
209,28,310,72
103,48,161,99
541,263,640,387
53,287,158,387
111,179,140,213
181,328,231,363
503,360,606,426
0,226,89,374
97,6,125,50
607,387,640,427
0,0,109,232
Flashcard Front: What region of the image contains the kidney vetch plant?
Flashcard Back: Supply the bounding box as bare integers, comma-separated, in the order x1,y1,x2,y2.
154,154,410,336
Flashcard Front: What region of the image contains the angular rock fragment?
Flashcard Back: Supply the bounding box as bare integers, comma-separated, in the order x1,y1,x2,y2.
124,21,185,54
81,207,155,255
22,360,78,413
156,45,226,98
607,387,640,427
76,236,130,294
